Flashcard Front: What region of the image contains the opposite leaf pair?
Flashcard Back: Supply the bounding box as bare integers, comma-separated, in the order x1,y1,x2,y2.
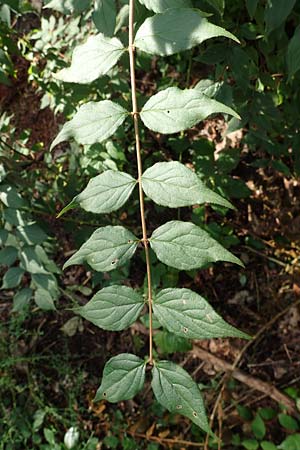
96,355,212,434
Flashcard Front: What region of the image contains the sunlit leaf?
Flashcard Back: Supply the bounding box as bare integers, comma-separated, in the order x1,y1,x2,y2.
55,34,124,84
140,87,240,134
142,161,232,208
50,101,128,150
135,8,239,56
150,221,243,270
58,170,136,216
64,226,138,272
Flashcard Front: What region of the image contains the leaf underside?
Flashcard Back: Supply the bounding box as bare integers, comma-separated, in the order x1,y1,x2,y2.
142,161,233,209
140,87,240,134
153,288,250,339
50,101,127,150
63,226,138,272
152,360,211,433
59,170,136,216
150,220,243,271
55,33,125,84
76,285,144,331
95,353,146,402
135,8,239,56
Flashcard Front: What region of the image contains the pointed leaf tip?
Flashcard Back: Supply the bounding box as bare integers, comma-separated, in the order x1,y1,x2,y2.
152,360,213,434
135,8,239,56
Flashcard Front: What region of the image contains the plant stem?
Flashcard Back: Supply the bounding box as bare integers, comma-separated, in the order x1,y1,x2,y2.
128,0,153,364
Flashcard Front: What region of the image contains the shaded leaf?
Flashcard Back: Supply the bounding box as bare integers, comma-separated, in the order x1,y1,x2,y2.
0,246,18,266
34,288,56,311
55,34,124,84
153,288,250,339
19,246,48,274
95,353,146,402
2,267,24,289
150,221,243,270
76,285,144,331
0,185,26,208
50,101,128,151
154,330,192,355
142,161,232,209
93,0,116,36
251,414,266,440
32,273,59,300
135,8,239,56
152,360,211,433
64,226,138,272
13,288,33,312
246,0,258,18
59,170,136,216
264,0,296,33
287,25,300,80
278,413,299,431
140,87,239,134
16,224,47,245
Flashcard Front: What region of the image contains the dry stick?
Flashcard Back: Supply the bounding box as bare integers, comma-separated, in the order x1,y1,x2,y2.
126,430,205,448
203,297,300,449
193,345,297,415
128,0,153,364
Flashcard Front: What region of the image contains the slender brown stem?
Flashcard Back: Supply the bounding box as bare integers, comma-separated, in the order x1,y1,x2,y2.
128,0,153,364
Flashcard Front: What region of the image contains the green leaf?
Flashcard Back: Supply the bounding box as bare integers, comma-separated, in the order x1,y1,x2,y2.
19,246,48,274
264,0,296,34
251,414,266,440
246,0,258,18
1,267,24,289
93,0,116,36
150,221,243,271
140,87,240,134
0,185,26,208
34,288,56,311
55,34,124,84
278,413,299,431
287,25,300,80
153,288,250,339
44,0,91,14
32,274,59,300
13,288,33,312
0,246,18,266
154,330,192,355
50,101,128,151
151,360,211,433
0,229,9,246
258,407,276,421
138,0,192,13
64,226,138,272
204,0,225,15
142,161,233,209
279,434,300,450
135,8,239,56
95,353,146,402
59,170,136,216
16,224,47,245
242,440,259,450
261,442,278,450
76,285,144,331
